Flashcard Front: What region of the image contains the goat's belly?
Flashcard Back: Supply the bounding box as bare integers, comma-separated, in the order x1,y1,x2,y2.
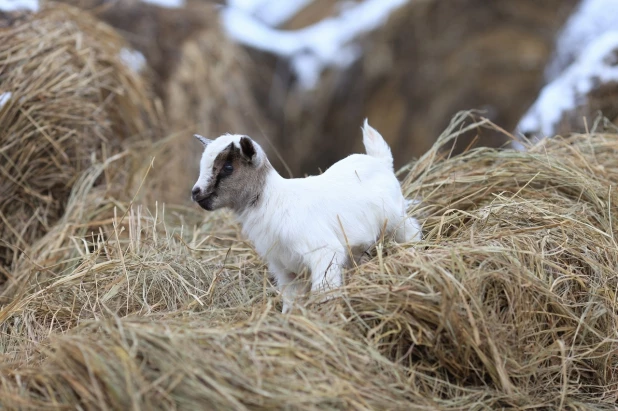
338,212,390,242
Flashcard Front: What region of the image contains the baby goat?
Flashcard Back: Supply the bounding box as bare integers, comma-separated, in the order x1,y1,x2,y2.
192,121,422,313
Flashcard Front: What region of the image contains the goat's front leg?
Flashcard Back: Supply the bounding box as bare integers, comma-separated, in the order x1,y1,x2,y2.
393,216,422,243
308,248,346,303
270,264,305,313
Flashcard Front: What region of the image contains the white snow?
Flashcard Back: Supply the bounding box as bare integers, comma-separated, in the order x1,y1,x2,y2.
516,31,618,139
228,0,313,27
0,92,11,109
141,0,184,8
514,0,618,149
222,0,410,89
0,0,39,12
546,0,618,80
120,48,147,73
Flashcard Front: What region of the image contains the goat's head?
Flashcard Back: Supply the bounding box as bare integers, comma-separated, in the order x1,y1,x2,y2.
191,134,269,212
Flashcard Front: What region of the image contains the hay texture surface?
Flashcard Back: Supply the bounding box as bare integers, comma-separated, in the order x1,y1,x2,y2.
1,114,617,409
0,3,162,275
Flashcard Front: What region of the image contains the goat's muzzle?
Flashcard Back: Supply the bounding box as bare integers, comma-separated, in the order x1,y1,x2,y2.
192,188,215,210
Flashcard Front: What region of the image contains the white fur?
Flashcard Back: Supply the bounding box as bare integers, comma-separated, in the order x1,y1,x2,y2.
193,121,422,313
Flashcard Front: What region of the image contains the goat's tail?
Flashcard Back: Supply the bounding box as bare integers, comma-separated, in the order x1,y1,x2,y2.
362,119,393,165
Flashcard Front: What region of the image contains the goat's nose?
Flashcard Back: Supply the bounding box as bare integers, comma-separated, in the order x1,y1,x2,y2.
191,187,201,198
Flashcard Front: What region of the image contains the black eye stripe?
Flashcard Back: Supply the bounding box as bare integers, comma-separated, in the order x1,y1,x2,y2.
211,145,237,189
213,161,233,184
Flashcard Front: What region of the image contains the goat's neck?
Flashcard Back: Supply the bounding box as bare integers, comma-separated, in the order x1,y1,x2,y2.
236,166,286,228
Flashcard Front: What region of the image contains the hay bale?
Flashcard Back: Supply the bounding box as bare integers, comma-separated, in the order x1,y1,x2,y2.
517,29,618,141
51,0,211,93
280,0,362,29
52,0,274,201
0,3,163,275
0,316,438,410
528,0,618,139
0,151,266,363
323,113,618,408
1,113,617,409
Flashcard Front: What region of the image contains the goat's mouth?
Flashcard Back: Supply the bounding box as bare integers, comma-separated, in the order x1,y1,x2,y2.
196,195,215,211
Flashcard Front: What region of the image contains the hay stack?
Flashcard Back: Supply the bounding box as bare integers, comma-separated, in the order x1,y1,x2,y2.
50,0,209,94
332,113,618,407
1,113,617,409
0,153,266,362
0,3,163,276
52,0,274,201
0,316,438,410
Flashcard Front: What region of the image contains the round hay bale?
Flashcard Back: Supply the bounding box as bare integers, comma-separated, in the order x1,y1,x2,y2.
0,151,267,364
315,113,618,408
49,0,274,201
0,316,435,410
50,0,212,93
0,3,163,275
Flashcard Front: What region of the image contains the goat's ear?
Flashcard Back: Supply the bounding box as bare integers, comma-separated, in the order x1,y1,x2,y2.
194,134,212,147
239,136,256,161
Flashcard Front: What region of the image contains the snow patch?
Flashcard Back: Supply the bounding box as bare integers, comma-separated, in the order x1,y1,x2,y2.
546,0,618,80
141,0,184,8
227,0,313,27
0,92,12,109
0,0,39,12
516,31,618,139
222,0,410,89
120,48,147,73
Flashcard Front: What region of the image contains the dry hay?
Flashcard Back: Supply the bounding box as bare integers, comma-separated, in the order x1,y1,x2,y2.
51,0,274,201
0,3,164,276
0,145,265,357
0,112,617,409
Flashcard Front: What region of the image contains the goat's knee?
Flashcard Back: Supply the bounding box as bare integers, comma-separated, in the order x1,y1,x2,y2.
272,267,305,313
309,251,345,298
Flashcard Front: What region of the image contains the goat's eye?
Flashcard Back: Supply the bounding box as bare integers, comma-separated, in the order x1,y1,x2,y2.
223,162,233,174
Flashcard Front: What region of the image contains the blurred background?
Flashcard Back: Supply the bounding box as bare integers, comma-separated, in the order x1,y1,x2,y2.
5,0,618,199
47,0,618,177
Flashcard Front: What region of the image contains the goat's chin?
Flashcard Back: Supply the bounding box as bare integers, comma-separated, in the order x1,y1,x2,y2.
197,197,216,211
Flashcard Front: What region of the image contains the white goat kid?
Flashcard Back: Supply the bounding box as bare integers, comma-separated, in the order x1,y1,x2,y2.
192,121,422,313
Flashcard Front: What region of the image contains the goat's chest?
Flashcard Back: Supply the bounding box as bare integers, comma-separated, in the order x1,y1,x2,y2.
255,233,306,272
244,225,307,273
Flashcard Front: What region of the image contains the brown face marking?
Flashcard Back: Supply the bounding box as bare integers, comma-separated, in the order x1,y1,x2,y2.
199,139,270,213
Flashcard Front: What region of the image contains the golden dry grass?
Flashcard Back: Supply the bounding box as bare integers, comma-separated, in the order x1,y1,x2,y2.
0,3,163,275
0,112,616,410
